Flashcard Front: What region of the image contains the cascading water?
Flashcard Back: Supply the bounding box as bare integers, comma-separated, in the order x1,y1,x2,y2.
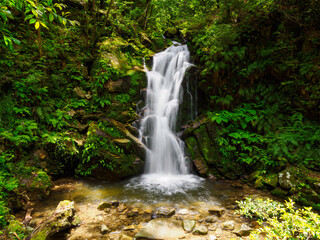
128,43,203,195
141,43,190,175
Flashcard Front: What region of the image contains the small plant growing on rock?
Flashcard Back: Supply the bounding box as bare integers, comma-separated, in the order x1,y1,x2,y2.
236,197,320,239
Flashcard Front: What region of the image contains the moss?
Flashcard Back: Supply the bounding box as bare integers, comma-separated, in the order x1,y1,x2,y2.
185,137,198,159
7,220,29,240
254,176,264,189
263,173,278,189
271,187,288,198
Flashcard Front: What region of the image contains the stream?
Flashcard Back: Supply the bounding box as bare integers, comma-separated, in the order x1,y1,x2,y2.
25,177,273,240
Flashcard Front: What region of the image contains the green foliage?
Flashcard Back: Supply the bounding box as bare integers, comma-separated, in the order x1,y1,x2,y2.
0,1,20,50
237,198,320,240
236,197,283,220
81,121,125,175
208,104,269,166
0,152,18,228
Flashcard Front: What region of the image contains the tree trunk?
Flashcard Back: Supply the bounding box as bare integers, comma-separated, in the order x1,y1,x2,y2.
139,0,152,25
91,0,114,48
37,26,42,57
100,0,106,9
143,2,153,30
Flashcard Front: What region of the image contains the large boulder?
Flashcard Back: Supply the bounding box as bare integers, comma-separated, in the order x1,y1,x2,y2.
27,200,79,240
183,116,246,179
279,168,297,189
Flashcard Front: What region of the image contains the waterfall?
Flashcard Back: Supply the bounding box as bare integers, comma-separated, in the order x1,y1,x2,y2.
140,43,191,175
128,43,202,195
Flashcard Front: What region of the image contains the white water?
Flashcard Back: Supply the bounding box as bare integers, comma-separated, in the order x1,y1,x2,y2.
131,43,203,194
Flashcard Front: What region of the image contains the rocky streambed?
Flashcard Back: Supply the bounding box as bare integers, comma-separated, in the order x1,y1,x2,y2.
17,177,277,240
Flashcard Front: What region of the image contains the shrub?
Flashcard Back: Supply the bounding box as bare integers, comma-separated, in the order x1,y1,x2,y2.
236,197,320,239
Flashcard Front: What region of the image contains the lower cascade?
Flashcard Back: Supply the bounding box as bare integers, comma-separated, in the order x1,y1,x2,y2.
129,43,203,194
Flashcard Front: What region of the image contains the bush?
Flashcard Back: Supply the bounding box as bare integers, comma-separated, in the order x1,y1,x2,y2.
236,197,320,239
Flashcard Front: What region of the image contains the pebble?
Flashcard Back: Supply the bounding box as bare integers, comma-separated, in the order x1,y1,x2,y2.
178,209,189,215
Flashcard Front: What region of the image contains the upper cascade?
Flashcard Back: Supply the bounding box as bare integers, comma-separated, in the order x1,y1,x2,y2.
139,43,192,175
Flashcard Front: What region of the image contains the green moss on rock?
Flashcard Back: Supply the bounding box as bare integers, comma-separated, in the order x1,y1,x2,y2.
271,187,288,198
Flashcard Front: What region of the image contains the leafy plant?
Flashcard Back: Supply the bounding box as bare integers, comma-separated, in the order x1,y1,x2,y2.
237,198,320,240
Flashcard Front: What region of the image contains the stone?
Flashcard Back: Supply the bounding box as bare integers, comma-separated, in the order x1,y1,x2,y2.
234,223,252,237
178,209,189,215
111,200,120,207
271,187,288,198
135,219,185,239
101,224,110,234
20,170,52,201
118,204,128,212
119,234,133,240
193,225,208,235
208,207,225,217
74,87,86,98
279,169,296,189
263,173,278,188
192,158,209,176
124,225,135,231
205,216,218,223
215,228,223,237
182,219,195,232
27,200,79,240
105,79,124,92
156,207,176,217
127,209,139,218
97,201,112,210
222,220,235,230
209,235,217,240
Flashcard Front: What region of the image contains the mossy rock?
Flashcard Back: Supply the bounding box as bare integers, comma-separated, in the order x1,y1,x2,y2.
19,170,52,201
254,176,264,189
28,200,79,240
263,173,278,189
271,187,288,198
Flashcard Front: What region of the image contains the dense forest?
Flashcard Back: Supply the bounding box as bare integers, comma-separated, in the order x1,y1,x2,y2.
0,0,320,239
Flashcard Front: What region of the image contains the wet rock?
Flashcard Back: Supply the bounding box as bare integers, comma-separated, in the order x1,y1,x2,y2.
111,200,120,207
118,203,128,212
205,216,218,223
124,225,135,231
193,158,209,177
101,224,110,234
27,200,79,240
97,201,112,210
182,219,195,232
119,234,133,240
222,220,235,230
127,208,139,218
231,183,243,189
208,207,225,217
234,223,252,237
193,225,208,235
135,218,185,239
156,207,176,217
